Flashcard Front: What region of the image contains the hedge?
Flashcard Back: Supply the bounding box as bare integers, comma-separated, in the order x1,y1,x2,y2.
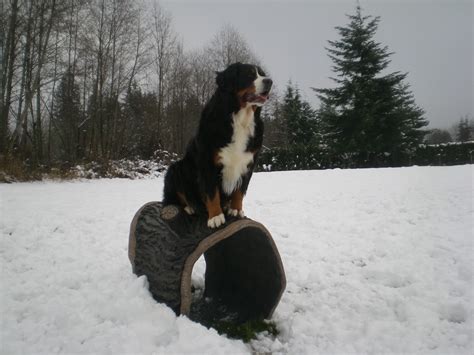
257,142,474,171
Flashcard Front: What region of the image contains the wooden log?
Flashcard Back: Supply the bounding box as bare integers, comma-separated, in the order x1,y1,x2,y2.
128,202,286,323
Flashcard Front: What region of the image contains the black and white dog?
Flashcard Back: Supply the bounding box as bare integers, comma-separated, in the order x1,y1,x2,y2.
163,62,272,228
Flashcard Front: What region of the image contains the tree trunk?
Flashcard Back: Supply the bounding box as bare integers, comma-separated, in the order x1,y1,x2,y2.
0,0,19,154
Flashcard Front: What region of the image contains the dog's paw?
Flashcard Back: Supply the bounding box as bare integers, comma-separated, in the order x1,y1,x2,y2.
207,213,225,228
184,206,195,215
227,208,245,218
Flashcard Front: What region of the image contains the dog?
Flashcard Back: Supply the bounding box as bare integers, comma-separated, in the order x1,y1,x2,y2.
163,62,273,228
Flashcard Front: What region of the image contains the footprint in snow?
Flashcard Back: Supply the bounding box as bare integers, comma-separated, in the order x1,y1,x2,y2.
351,258,367,267
439,303,467,323
362,269,411,288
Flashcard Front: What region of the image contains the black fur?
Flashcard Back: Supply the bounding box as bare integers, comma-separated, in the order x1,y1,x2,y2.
163,63,269,216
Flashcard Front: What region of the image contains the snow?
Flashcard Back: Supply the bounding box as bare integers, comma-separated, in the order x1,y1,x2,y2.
1,165,473,354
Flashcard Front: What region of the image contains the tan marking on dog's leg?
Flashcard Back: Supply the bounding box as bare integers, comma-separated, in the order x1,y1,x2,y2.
206,189,225,228
206,189,222,218
228,189,245,218
230,189,243,211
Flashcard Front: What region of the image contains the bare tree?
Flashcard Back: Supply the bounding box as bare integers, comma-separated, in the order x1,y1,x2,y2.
7,0,60,163
77,0,139,158
165,41,193,154
150,1,176,148
206,24,259,71
187,48,215,106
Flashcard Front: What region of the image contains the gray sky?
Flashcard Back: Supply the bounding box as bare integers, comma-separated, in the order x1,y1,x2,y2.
162,0,473,129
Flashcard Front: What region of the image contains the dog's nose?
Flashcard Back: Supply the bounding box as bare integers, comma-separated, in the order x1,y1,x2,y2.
263,78,273,88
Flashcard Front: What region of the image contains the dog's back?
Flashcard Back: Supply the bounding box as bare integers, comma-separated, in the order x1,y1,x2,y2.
163,139,201,209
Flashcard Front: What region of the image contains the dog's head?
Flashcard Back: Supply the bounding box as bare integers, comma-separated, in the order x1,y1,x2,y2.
216,63,273,107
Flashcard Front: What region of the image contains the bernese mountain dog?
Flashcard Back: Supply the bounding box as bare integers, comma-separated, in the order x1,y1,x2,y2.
163,62,273,228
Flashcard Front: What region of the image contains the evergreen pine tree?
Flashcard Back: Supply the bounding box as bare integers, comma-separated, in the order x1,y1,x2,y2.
456,117,471,142
260,90,287,149
52,69,83,162
123,83,160,158
313,5,428,167
282,82,318,147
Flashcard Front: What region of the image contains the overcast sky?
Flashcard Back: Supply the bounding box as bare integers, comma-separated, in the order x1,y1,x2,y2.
161,0,473,129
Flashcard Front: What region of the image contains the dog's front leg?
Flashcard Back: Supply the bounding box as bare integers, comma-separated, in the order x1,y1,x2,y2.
227,189,245,218
206,188,225,228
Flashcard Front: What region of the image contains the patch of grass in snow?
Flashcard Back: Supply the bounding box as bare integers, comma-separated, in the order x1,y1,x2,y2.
190,288,279,342
214,319,278,343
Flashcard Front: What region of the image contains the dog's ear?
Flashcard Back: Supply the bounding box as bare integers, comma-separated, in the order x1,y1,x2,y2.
216,63,241,91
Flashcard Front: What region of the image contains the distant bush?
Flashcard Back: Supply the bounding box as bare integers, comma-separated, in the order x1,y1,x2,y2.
0,150,178,182
258,145,333,171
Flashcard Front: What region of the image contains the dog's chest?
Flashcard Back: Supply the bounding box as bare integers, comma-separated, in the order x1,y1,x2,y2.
218,107,255,195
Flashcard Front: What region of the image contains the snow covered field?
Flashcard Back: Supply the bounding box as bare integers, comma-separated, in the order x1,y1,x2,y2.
1,165,472,354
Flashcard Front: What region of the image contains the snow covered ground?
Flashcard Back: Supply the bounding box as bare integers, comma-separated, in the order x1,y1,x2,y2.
1,165,472,354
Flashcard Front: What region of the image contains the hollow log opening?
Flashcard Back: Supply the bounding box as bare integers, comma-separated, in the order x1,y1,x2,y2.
188,227,285,325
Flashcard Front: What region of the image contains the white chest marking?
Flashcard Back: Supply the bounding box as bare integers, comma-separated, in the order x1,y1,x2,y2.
218,106,255,195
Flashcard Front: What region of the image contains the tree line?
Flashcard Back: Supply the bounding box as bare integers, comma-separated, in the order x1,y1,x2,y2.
1,2,470,176
423,116,474,145
1,0,260,168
